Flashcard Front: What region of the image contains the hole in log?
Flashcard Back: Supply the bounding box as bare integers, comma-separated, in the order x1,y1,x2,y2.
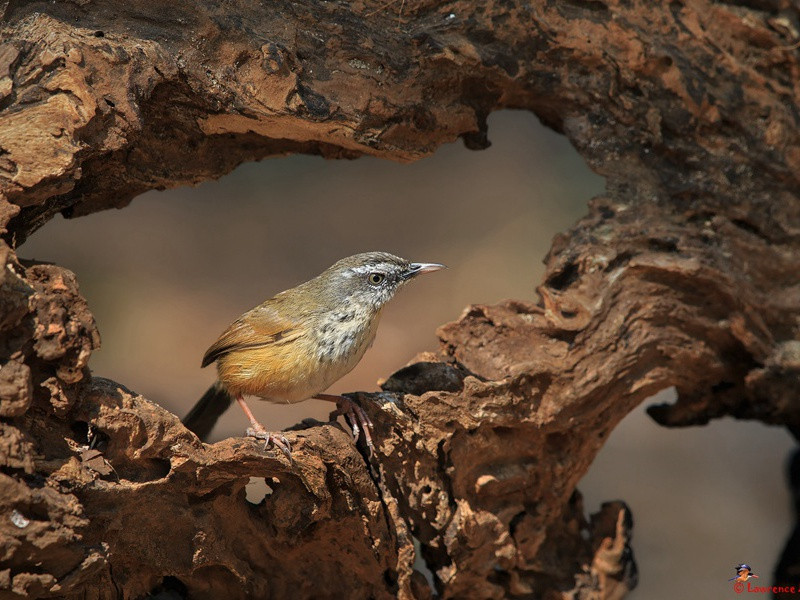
547,262,580,290
580,391,793,597
70,421,90,444
245,477,273,505
20,110,602,437
149,575,188,598
113,458,171,483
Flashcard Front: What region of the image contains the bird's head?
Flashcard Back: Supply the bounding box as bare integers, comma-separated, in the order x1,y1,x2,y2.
317,251,445,311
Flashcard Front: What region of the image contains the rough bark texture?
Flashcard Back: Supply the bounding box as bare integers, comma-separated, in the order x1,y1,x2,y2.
1,0,799,598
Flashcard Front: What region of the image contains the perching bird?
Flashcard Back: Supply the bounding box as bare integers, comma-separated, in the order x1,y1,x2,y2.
182,252,444,457
729,564,759,582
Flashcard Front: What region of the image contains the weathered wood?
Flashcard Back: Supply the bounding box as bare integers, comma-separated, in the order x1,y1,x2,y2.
1,0,798,598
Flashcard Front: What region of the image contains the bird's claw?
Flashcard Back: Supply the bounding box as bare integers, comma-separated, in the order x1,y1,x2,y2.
336,396,375,454
246,427,292,460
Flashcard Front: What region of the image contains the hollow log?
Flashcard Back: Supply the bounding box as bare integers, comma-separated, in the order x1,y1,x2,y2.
1,1,799,598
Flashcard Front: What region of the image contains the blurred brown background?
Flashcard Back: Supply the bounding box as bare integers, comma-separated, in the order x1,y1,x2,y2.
20,111,793,598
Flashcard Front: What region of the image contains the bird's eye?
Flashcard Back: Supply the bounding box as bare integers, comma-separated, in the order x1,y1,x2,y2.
368,272,385,286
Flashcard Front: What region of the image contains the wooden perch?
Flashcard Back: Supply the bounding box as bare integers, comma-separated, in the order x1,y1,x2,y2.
1,0,799,598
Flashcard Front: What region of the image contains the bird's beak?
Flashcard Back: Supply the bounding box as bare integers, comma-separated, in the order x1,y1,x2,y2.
403,262,446,280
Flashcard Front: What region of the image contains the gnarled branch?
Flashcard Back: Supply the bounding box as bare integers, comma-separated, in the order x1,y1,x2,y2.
1,0,799,598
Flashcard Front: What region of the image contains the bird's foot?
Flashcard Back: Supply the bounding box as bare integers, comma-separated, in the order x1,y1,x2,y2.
316,394,374,453
245,426,292,460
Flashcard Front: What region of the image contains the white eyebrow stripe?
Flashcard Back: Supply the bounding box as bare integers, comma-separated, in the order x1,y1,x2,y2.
351,264,388,275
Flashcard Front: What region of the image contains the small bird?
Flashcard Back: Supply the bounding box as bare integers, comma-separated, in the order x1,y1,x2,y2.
729,564,759,582
182,252,444,457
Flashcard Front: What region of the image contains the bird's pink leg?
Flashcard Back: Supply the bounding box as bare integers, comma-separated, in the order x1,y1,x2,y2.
314,393,374,452
235,395,292,459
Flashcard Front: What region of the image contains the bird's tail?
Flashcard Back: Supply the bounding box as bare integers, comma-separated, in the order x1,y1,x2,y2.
182,382,233,441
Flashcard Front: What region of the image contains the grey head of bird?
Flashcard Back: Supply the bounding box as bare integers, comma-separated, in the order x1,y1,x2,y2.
300,251,445,312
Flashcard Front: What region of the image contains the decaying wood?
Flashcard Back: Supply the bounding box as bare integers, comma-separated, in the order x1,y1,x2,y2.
1,0,799,598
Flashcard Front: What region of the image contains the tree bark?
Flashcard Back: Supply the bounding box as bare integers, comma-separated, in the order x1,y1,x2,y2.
1,1,799,598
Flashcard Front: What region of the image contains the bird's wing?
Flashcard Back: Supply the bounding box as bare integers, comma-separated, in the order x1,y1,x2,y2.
201,300,304,368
